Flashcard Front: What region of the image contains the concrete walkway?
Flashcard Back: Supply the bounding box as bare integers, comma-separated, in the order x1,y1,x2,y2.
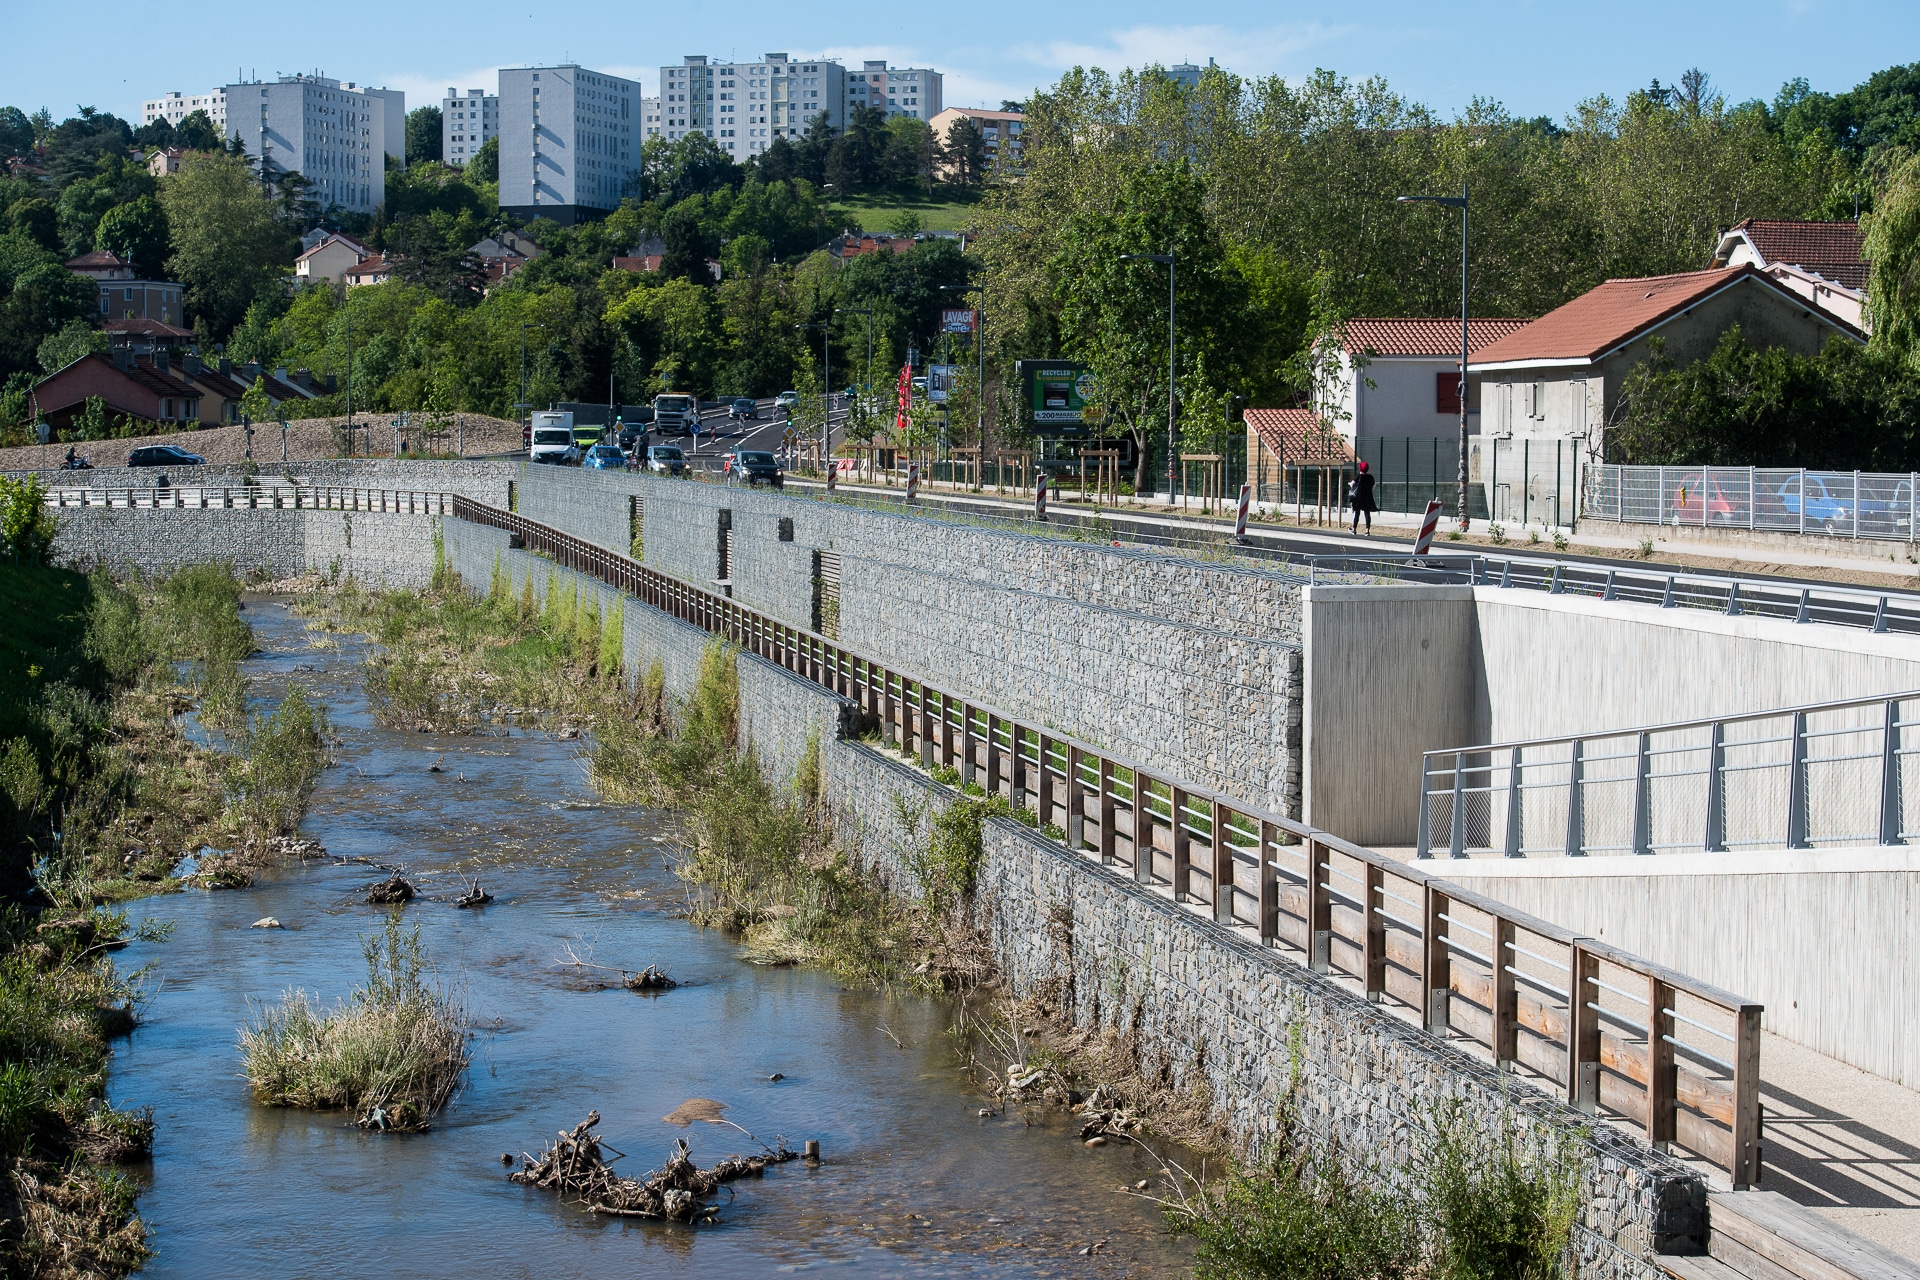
1760,1032,1920,1262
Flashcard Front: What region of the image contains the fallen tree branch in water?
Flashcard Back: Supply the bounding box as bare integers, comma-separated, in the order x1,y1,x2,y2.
508,1111,795,1221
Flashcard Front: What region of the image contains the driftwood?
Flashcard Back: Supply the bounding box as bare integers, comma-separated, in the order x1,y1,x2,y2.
508,1111,795,1221
366,875,415,905
624,965,676,992
455,879,493,908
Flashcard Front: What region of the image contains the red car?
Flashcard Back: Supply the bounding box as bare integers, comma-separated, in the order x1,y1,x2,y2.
1669,477,1737,522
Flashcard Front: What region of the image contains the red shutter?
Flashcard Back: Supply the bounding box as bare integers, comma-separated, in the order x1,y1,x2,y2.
1436,369,1461,415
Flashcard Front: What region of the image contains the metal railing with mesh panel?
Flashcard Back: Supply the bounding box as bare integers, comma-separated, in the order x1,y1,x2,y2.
1418,691,1920,860
1586,464,1920,542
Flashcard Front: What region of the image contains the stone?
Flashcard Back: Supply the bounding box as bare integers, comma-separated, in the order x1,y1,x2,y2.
250,917,282,929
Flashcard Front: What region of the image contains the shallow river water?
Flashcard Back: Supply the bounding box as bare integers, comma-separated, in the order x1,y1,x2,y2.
109,599,1192,1278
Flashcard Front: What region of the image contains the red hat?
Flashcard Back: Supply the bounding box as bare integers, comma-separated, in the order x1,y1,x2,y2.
1357,460,1369,473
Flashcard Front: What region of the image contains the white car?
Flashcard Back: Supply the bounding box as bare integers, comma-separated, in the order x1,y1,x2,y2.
774,390,799,412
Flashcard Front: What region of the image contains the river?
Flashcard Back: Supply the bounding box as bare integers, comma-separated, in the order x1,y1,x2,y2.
108,598,1193,1277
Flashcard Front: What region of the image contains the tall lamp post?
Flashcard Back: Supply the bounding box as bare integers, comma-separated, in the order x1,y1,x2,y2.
796,322,830,471
1397,182,1471,532
939,283,986,456
519,322,546,437
1118,253,1175,503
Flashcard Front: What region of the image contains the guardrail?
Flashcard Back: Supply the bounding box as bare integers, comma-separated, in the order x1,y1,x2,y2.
451,493,1764,1186
1586,464,1920,542
1305,552,1920,635
44,485,455,514
1420,690,1920,861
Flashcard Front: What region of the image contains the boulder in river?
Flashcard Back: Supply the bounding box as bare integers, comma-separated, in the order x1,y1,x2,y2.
251,917,283,929
366,875,415,905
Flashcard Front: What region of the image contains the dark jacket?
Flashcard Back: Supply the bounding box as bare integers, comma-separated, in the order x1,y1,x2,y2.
1350,471,1378,513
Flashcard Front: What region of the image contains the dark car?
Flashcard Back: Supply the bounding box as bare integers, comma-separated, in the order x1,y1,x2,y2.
728,449,784,488
617,424,650,452
729,397,757,422
128,445,205,467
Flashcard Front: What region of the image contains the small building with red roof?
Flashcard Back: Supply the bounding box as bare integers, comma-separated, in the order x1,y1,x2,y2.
1470,263,1862,448
1323,317,1532,441
1710,218,1866,330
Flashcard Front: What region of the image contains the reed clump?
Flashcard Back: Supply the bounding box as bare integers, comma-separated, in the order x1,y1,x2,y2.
240,914,469,1132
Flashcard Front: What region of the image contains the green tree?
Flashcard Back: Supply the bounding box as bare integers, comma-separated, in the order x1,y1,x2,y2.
0,107,33,158
240,376,274,422
42,107,133,190
158,151,292,339
0,252,95,384
1865,151,1920,369
7,199,57,252
93,195,170,273
406,106,443,166
468,134,499,182
642,133,742,207
942,116,987,186
176,109,222,152
36,318,105,374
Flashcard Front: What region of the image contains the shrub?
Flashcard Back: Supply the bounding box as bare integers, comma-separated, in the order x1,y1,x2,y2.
0,475,57,564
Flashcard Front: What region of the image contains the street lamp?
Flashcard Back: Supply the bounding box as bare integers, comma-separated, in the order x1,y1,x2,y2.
1398,182,1471,532
939,283,985,457
1118,253,1176,503
519,322,547,435
796,322,830,471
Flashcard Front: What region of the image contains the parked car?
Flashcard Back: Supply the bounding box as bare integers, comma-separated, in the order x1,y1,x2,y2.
1669,477,1737,523
729,397,758,423
646,444,687,475
1776,475,1913,536
727,449,784,488
582,442,626,471
774,390,799,412
128,445,204,467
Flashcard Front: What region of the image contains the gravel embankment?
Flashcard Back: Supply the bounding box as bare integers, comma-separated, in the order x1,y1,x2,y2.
0,415,524,471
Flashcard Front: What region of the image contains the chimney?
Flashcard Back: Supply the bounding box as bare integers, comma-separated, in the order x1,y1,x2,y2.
241,362,262,382
111,347,132,371
275,366,289,382
183,355,202,375
154,350,170,374
219,358,233,375
325,374,337,392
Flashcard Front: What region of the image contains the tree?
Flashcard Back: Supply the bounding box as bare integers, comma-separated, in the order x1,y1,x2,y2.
0,258,95,383
240,375,275,422
1865,151,1920,369
94,196,170,274
176,109,222,153
158,151,292,339
36,318,105,374
942,116,987,186
133,116,176,150
386,214,485,306
468,134,499,183
642,133,741,207
56,155,156,257
43,107,133,190
7,199,57,252
659,201,714,285
407,106,444,166
0,106,38,157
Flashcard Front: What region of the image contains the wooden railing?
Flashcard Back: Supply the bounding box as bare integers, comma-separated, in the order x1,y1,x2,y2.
46,486,455,515
452,493,1765,1187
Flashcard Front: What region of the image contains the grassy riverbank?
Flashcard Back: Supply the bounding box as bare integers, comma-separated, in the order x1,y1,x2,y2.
1,548,329,1277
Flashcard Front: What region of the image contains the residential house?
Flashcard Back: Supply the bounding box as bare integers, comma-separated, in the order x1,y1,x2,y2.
473,231,541,291
66,251,188,327
1711,218,1867,330
31,349,203,433
830,232,916,262
1469,263,1864,523
104,318,197,351
146,147,186,177
294,233,373,284
612,236,666,273
342,255,394,287
1319,318,1532,442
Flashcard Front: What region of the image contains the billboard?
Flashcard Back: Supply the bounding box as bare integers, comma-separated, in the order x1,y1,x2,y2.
1015,360,1103,431
941,308,978,335
927,364,961,403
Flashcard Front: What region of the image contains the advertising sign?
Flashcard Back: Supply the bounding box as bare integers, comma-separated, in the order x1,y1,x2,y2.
941,308,978,335
927,364,960,404
1014,360,1101,431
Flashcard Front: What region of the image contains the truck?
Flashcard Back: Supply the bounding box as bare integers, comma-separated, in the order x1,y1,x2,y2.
653,393,699,436
528,410,579,465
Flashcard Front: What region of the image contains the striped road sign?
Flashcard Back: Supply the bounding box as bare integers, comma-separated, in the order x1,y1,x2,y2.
1234,481,1252,541
1413,499,1443,555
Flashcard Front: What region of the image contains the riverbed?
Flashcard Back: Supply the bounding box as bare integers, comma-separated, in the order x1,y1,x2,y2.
108,598,1193,1277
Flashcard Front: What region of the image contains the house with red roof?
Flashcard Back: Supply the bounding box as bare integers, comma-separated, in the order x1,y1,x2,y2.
1710,218,1866,330
1321,317,1532,441
294,233,374,285
31,349,203,434
1471,264,1862,447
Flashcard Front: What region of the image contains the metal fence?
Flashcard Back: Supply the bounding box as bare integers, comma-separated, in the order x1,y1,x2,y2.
452,494,1764,1185
1419,691,1920,860
1586,464,1920,542
1487,436,1583,530
44,485,455,514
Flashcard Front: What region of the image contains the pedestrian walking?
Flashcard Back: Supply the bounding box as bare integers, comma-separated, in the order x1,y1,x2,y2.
1348,460,1377,535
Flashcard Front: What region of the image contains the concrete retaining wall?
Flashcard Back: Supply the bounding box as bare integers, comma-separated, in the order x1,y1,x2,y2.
1444,848,1920,1089
19,459,514,506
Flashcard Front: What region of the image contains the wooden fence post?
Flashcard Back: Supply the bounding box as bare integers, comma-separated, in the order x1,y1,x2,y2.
1259,822,1280,945
1169,785,1191,898
1213,800,1235,926
1097,758,1117,866
1648,975,1675,1151
1731,1004,1763,1189
1362,864,1386,1001
1494,917,1518,1069
1423,884,1451,1033
1568,944,1601,1113
1309,838,1332,972
1067,746,1086,850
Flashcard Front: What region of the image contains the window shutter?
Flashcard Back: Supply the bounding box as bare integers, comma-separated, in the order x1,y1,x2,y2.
1436,369,1461,415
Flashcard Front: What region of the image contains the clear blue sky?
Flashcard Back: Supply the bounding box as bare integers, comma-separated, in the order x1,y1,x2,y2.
10,0,1914,125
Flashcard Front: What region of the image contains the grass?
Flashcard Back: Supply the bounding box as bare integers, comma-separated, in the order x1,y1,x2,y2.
240,913,469,1132
831,188,983,234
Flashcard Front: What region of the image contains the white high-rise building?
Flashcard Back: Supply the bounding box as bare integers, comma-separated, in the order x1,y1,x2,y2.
846,61,942,123
142,90,228,133
642,96,662,138
442,88,497,165
656,54,848,160
224,75,404,214
498,65,642,225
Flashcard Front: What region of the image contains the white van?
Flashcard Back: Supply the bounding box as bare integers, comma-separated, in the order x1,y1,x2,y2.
528,411,579,465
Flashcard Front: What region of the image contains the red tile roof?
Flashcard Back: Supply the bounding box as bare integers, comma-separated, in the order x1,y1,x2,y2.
295,233,372,264
105,318,196,340
343,255,394,284
611,254,661,273
1720,218,1866,289
1469,265,1858,367
1245,409,1354,466
65,250,129,271
1342,318,1532,357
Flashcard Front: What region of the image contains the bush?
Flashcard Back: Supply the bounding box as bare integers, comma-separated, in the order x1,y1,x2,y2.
240,913,469,1131
225,683,329,836
0,474,56,564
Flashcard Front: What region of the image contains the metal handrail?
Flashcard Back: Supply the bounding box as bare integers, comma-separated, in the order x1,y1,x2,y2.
452,492,1765,1187
1429,688,1920,757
